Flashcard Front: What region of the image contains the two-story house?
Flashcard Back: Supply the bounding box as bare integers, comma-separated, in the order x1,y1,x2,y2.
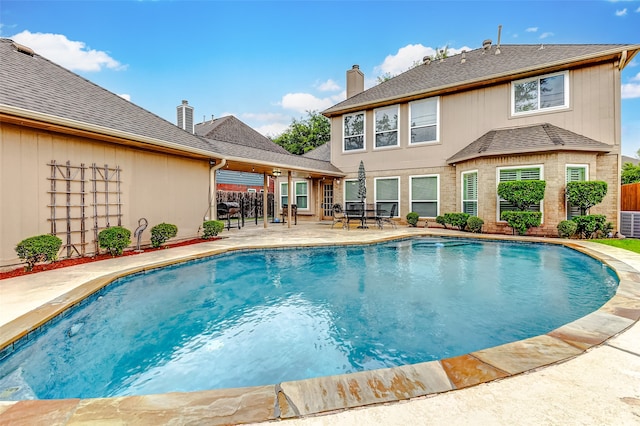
323,41,639,235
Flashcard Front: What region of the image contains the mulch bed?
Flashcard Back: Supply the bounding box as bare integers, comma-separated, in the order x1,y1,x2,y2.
0,238,219,280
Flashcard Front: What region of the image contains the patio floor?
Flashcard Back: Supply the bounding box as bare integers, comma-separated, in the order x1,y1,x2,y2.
0,222,639,425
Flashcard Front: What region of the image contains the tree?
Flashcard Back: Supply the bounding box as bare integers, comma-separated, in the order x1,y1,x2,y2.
272,111,330,155
622,162,640,184
565,181,607,215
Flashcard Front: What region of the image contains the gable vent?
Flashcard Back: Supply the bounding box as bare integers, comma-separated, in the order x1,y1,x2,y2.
12,42,34,56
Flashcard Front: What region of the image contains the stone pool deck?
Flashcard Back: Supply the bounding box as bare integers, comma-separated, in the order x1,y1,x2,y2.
0,222,639,425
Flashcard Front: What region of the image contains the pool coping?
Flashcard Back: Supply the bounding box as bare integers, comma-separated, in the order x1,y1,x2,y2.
1,229,639,424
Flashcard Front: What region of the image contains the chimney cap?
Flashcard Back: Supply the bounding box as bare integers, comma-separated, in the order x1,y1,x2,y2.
482,39,492,50
352,64,359,70
182,100,189,105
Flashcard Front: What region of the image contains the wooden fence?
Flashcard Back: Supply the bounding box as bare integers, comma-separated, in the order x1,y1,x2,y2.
621,183,640,211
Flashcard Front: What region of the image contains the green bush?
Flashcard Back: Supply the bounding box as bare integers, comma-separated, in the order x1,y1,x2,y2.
500,211,542,236
572,214,608,239
98,226,131,256
15,234,63,271
497,180,546,211
435,215,446,228
406,212,420,227
566,181,607,215
557,220,578,238
203,220,225,238
466,216,484,233
150,223,178,248
443,213,470,230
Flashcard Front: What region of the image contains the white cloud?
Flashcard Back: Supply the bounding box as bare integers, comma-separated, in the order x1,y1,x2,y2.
118,94,131,102
315,79,340,92
539,32,554,39
242,112,289,122
616,8,628,16
622,82,640,99
374,43,472,77
8,30,124,72
255,122,289,138
280,92,335,113
631,71,640,82
526,27,538,32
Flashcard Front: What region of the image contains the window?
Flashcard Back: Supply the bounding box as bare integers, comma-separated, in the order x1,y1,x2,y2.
344,179,360,207
410,97,438,144
512,71,569,115
343,112,365,151
566,165,587,220
462,171,478,216
374,106,399,148
498,166,543,218
410,175,439,217
375,177,399,217
282,181,309,209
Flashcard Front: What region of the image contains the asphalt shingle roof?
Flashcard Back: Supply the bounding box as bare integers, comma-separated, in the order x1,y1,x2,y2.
446,123,612,164
324,43,637,116
302,143,331,161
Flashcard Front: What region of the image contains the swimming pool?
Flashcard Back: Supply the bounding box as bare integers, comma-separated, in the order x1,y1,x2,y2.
0,237,618,401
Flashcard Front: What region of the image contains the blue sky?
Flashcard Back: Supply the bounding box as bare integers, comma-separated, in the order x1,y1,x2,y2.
1,0,639,155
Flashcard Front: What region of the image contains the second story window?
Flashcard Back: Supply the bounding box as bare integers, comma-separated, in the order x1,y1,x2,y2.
512,71,569,115
410,97,439,144
343,112,365,152
374,106,398,148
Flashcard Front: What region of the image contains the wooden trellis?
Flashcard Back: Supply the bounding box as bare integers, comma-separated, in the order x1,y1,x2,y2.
47,161,122,258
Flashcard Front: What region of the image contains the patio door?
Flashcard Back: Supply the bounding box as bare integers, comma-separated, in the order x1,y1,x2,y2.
322,183,334,220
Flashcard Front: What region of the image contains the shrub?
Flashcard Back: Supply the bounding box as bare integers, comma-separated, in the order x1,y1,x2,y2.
500,211,542,236
443,213,470,230
566,181,607,215
557,220,578,238
572,214,608,239
466,216,484,233
435,215,447,228
406,212,420,227
98,226,131,256
15,234,62,271
203,220,225,238
497,180,546,211
150,223,178,248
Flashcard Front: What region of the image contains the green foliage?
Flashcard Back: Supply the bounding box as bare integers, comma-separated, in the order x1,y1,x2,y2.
406,212,420,227
435,215,446,228
572,215,608,239
98,226,131,256
443,213,470,230
466,216,484,233
497,180,546,211
272,111,330,155
500,211,542,235
557,220,578,238
622,162,640,184
15,234,62,272
565,181,607,215
150,223,178,248
203,220,225,238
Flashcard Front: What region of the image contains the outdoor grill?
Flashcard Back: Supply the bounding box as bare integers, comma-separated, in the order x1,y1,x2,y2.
217,201,241,230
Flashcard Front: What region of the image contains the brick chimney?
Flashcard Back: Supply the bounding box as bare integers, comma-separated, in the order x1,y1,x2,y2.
177,100,194,134
346,65,364,99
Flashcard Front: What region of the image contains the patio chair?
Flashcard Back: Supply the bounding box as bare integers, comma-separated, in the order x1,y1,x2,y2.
378,204,397,229
331,204,347,229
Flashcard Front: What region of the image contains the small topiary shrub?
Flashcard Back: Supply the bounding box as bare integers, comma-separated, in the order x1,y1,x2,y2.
557,220,578,238
150,223,178,248
435,215,447,228
566,181,607,215
466,216,484,233
15,234,63,271
203,220,225,238
406,212,420,227
572,214,608,239
443,213,470,230
500,211,542,236
98,226,131,256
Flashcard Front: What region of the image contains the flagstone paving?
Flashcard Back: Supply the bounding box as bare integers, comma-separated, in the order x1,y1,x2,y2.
0,223,639,425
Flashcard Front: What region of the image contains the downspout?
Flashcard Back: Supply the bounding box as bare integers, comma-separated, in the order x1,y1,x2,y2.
208,158,226,221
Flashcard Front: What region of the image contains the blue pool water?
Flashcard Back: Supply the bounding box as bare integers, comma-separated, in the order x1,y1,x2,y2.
0,238,618,400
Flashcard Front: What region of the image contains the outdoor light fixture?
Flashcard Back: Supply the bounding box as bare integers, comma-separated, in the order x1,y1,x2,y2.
272,169,282,177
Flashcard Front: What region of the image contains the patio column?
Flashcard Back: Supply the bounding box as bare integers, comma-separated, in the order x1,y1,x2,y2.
288,171,292,228
263,172,269,228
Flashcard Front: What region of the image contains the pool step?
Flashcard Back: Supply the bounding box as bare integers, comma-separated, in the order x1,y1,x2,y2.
0,367,37,400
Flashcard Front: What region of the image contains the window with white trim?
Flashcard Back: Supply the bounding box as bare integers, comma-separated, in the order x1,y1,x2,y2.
280,182,288,208
295,181,308,209
566,165,587,220
462,171,478,216
498,166,543,217
375,177,399,217
344,179,360,208
343,112,365,151
512,71,569,115
409,97,438,144
410,175,438,217
374,105,399,148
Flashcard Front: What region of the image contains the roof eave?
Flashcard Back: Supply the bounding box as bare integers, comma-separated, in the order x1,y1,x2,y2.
446,145,613,165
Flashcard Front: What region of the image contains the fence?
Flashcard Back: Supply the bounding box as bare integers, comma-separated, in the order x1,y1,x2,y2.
216,191,275,225
621,183,640,211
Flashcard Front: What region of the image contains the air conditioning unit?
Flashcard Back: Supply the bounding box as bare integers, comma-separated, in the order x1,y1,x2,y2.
620,211,640,238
